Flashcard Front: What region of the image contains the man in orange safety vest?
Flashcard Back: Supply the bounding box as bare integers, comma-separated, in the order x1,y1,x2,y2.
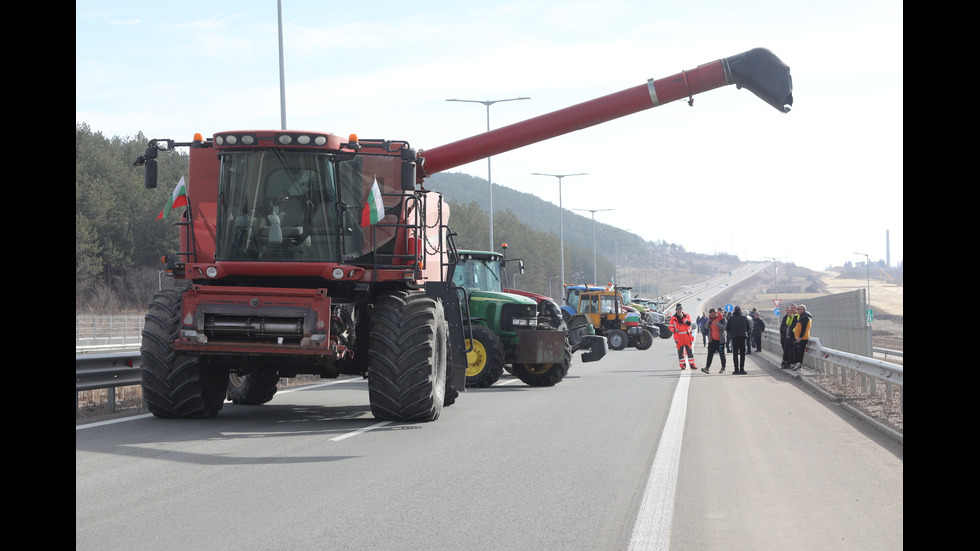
669,304,698,370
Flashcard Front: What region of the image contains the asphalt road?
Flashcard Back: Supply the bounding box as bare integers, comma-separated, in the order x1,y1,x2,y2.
76,336,903,551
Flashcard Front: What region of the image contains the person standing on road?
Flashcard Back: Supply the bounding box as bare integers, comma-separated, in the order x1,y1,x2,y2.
724,308,734,353
726,305,750,375
669,304,698,370
750,312,766,352
746,308,759,355
780,304,798,369
791,304,812,371
697,312,709,347
701,309,727,374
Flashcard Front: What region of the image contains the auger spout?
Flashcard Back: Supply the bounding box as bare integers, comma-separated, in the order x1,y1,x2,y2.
417,48,793,179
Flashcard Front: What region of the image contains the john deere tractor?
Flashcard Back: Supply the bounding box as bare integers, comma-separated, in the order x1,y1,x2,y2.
453,250,605,387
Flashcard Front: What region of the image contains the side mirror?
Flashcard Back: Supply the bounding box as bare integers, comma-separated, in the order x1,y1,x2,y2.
401,160,416,191
144,158,158,189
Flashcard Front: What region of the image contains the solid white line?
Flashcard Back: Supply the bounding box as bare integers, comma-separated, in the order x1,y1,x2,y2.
627,369,692,551
75,413,153,430
329,421,391,441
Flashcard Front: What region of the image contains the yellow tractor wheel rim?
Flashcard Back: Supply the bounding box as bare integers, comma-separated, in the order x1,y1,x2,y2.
465,339,488,377
524,363,556,375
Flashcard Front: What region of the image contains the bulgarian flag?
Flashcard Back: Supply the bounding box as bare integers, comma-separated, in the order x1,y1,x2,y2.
156,177,188,220
360,177,385,227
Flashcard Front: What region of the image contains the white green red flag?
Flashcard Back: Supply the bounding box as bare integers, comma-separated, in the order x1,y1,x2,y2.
156,177,188,220
360,177,385,227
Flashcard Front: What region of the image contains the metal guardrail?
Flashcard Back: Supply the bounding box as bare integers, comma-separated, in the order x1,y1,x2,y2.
76,349,141,414
760,329,903,409
873,347,903,360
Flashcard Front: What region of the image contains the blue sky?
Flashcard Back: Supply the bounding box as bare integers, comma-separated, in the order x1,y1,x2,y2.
76,1,903,271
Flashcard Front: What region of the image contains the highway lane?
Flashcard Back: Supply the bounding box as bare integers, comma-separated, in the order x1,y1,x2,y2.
76,334,902,551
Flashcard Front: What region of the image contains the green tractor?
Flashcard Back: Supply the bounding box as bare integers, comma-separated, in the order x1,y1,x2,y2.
452,250,606,387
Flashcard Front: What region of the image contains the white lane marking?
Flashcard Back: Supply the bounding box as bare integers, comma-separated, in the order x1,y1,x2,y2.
627,369,692,551
76,414,153,430
76,378,366,430
329,421,392,441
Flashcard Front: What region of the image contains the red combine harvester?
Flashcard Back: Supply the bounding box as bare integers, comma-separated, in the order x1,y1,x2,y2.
133,48,792,422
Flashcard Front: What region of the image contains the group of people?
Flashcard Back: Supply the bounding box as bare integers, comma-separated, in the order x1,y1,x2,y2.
668,302,811,375
779,303,812,371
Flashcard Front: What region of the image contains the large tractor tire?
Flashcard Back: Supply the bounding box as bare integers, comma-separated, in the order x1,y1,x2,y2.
367,290,447,422
606,329,628,351
511,335,571,387
140,288,229,418
632,328,654,351
227,370,280,405
463,325,506,388
657,323,672,339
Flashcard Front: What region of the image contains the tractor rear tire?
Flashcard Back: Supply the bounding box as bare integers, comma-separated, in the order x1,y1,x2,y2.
511,336,571,387
140,288,229,418
606,329,628,351
633,328,654,351
367,290,447,422
227,370,280,405
463,325,506,388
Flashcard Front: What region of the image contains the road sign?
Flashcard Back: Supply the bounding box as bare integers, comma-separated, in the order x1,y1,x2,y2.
774,308,780,316
867,309,874,323
773,298,781,307
725,304,733,313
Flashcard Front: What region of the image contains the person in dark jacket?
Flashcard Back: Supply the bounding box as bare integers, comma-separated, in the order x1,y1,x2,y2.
791,304,813,371
726,306,751,375
746,308,760,354
750,312,765,352
696,313,709,347
780,304,799,369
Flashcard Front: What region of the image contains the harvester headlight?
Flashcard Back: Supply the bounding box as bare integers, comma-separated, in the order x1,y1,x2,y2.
241,135,255,145
278,134,292,145
205,266,218,278
332,268,344,279
225,135,238,145
314,136,327,146
297,135,311,145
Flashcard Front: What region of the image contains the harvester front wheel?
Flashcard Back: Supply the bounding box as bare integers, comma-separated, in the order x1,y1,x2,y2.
463,325,505,388
140,288,228,418
367,291,447,422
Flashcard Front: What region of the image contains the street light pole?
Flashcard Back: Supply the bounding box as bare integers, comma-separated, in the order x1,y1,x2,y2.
531,173,587,289
765,257,779,301
446,96,530,250
572,208,613,283
600,227,631,285
277,0,287,130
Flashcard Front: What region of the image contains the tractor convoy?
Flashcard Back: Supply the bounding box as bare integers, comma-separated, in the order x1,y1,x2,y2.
133,48,792,422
